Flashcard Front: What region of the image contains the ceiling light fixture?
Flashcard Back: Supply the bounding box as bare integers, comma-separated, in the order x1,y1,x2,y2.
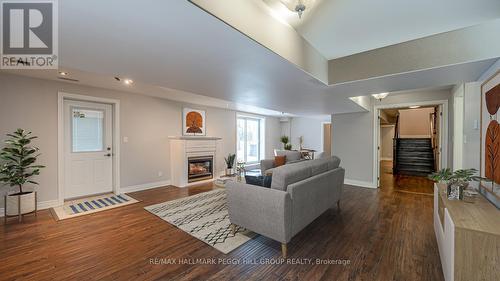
58,71,68,76
280,0,312,19
409,105,421,109
115,76,134,85
123,79,134,85
371,92,389,101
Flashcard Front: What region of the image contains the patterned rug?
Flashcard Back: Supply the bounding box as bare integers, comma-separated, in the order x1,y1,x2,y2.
51,193,139,221
144,189,254,254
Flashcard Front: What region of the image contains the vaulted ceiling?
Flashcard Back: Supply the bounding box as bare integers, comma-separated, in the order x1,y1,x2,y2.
295,0,500,59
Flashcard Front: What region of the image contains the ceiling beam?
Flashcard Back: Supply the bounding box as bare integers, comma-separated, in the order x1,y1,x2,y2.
328,19,500,85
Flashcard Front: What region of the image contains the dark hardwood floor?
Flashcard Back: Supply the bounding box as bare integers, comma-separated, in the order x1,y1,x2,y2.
0,178,443,281
380,160,435,195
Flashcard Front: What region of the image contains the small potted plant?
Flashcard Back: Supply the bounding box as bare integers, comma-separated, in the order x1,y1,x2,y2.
429,168,453,188
224,153,236,176
448,169,485,200
0,129,44,222
280,136,291,150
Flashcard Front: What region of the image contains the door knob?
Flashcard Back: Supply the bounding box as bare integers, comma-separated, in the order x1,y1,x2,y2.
105,153,112,157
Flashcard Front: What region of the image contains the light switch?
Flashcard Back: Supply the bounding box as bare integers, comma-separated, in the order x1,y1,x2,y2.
473,120,479,130
123,136,129,143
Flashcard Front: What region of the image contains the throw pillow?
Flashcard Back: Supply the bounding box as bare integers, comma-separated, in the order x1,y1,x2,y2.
275,155,286,167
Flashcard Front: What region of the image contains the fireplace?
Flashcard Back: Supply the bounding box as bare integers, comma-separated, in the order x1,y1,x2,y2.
188,156,214,183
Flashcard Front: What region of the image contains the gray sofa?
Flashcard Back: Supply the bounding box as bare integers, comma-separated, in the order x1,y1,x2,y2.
260,150,305,175
226,156,344,257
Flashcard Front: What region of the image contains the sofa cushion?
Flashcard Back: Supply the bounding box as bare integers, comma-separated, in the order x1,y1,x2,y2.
274,156,286,167
310,158,329,176
271,161,312,191
275,150,302,163
329,156,341,170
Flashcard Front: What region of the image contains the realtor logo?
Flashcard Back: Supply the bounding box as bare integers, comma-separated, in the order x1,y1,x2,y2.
1,0,58,69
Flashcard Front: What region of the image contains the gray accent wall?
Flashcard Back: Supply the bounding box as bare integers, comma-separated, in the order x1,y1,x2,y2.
0,73,282,207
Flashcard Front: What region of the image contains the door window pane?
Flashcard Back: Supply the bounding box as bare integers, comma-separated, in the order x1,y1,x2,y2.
72,108,104,152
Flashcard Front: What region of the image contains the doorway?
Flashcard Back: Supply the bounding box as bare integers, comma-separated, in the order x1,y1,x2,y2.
58,93,120,204
322,122,332,156
373,100,448,193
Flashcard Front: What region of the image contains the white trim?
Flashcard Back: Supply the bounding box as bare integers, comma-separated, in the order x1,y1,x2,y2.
57,92,121,206
0,199,59,218
373,99,449,189
344,179,377,189
120,180,171,194
380,157,393,161
320,121,332,156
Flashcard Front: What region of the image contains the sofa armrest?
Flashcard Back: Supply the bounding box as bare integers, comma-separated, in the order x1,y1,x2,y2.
226,181,292,243
260,159,275,175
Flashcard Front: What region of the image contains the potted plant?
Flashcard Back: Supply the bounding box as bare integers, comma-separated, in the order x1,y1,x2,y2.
224,153,236,176
429,168,453,187
448,169,485,200
280,135,294,150
0,129,44,222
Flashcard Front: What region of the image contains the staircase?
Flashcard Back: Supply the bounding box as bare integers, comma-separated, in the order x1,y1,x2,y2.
394,138,435,177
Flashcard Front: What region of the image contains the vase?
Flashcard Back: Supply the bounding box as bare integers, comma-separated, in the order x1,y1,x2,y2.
5,191,37,222
225,168,234,176
447,181,468,200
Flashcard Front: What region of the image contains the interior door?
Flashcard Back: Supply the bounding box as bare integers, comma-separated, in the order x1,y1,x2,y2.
64,100,113,199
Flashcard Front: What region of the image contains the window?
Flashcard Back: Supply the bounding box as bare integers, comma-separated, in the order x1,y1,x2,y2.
237,115,264,164
72,108,104,152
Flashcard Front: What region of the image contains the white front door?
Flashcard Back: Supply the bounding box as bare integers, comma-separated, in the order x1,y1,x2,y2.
64,100,113,199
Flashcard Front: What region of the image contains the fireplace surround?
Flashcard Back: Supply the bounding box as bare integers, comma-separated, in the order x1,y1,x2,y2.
169,136,221,187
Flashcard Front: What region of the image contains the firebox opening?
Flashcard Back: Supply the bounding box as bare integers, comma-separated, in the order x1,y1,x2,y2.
188,156,214,183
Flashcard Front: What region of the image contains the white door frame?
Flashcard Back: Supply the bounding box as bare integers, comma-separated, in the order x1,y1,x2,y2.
57,92,121,205
372,99,449,188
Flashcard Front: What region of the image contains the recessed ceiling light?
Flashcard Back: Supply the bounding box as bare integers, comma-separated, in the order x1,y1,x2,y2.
58,71,68,76
409,105,421,109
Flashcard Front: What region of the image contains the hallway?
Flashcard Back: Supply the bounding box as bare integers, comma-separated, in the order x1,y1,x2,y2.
380,160,434,195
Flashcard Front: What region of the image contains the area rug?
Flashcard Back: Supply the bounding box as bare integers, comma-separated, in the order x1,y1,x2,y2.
144,189,254,254
50,193,139,221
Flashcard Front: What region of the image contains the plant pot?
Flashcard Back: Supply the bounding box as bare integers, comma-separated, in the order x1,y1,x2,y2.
225,168,234,176
5,191,37,216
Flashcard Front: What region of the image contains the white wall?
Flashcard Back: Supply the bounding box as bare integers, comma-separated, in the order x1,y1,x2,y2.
289,117,329,152
332,89,452,187
0,73,281,208
462,59,500,172
399,108,434,138
380,125,395,160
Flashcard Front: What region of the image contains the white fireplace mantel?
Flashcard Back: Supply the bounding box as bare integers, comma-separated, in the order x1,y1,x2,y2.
168,136,222,140
169,136,222,187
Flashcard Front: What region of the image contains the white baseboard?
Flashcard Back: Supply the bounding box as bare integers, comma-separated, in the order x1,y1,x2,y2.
120,180,171,193
0,199,59,218
344,179,377,189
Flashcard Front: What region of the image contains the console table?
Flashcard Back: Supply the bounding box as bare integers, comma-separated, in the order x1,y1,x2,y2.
433,184,500,281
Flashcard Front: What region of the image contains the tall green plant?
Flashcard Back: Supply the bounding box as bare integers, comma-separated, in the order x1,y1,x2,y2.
224,153,236,169
0,129,45,194
280,136,289,146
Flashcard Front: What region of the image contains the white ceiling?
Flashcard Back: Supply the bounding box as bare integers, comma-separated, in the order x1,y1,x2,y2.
296,0,500,59
3,0,497,117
